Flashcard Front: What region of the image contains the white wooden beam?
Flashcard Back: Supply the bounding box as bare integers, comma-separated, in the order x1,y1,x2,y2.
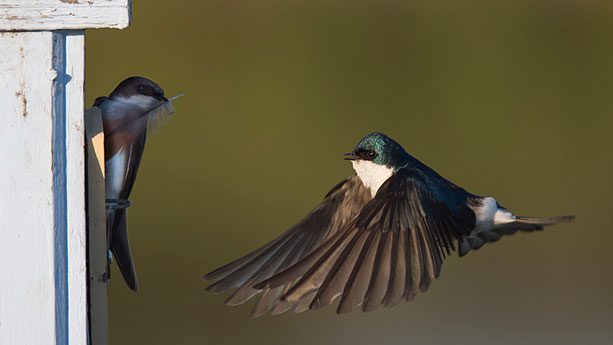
0,31,56,345
0,0,130,30
62,31,88,345
0,30,88,345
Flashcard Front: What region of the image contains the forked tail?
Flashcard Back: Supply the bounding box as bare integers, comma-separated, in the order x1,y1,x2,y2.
459,214,575,257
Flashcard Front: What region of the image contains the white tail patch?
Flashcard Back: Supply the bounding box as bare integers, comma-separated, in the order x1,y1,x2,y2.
459,197,517,255
351,160,394,197
470,197,516,233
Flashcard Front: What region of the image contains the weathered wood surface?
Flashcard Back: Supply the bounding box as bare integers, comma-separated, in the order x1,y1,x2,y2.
63,31,88,345
0,0,130,31
0,30,57,345
0,30,88,345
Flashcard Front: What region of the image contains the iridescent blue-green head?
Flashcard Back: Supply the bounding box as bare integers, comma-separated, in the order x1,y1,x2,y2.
344,132,410,168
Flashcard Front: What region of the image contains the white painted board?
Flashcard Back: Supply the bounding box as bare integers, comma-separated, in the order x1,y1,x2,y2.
0,30,87,345
0,0,130,30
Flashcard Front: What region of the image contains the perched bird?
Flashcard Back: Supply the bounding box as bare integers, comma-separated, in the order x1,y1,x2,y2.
94,76,177,291
204,132,573,316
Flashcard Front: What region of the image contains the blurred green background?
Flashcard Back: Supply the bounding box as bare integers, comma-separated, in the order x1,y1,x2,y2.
86,1,613,344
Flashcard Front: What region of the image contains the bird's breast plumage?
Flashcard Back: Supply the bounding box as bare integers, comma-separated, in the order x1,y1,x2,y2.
350,160,395,197
105,147,128,198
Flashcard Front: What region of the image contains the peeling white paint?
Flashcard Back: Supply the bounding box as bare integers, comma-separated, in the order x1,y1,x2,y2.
0,0,130,30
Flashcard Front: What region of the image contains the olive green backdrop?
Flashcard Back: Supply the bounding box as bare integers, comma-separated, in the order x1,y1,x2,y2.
86,1,612,344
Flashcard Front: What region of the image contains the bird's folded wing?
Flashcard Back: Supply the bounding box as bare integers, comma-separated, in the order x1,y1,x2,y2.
203,175,371,316
255,167,477,315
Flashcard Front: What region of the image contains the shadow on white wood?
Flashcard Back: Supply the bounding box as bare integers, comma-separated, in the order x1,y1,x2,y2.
85,106,110,345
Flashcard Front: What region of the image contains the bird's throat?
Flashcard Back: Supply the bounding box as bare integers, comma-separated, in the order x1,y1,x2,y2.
351,160,394,197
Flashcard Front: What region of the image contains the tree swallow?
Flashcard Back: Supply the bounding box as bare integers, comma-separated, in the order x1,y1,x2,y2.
94,76,178,291
204,132,574,316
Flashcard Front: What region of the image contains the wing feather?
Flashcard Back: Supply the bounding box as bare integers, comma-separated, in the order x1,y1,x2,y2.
284,227,361,304
383,229,406,307
337,230,380,313
203,175,371,315
362,230,393,311
308,228,367,309
208,167,477,316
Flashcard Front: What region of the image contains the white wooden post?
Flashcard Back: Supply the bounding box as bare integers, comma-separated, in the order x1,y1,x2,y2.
0,2,130,345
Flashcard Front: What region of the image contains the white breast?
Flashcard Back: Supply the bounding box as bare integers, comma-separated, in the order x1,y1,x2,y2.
105,147,127,198
351,160,395,197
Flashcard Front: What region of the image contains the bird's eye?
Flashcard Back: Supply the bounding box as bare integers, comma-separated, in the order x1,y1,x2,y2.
367,150,377,159
137,85,145,92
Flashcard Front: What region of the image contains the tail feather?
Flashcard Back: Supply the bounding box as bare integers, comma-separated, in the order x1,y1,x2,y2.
459,215,574,257
110,209,138,291
514,215,575,225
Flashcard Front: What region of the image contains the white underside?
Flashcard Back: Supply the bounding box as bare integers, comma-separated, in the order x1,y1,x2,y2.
105,147,127,198
469,197,516,234
351,160,395,197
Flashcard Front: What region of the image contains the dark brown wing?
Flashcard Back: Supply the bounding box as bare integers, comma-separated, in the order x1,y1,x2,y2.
203,175,371,316
256,167,476,314
102,101,149,291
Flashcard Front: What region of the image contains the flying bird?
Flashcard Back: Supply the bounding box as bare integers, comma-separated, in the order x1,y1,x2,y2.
94,76,179,291
204,132,573,316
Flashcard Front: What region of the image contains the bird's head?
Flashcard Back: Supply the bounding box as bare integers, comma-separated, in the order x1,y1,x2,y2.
344,132,409,168
108,76,168,108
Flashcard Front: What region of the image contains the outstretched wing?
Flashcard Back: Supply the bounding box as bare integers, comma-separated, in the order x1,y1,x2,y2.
256,167,477,314
203,175,371,316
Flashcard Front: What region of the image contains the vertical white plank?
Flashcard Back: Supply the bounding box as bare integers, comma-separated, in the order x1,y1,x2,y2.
63,31,88,345
0,31,88,345
0,31,58,345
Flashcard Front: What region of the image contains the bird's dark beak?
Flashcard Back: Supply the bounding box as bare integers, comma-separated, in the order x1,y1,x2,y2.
155,94,169,102
343,152,358,161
